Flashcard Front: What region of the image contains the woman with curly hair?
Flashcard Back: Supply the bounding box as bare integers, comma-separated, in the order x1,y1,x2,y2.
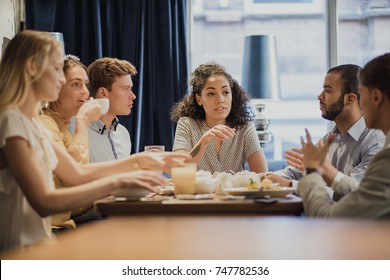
171,62,268,173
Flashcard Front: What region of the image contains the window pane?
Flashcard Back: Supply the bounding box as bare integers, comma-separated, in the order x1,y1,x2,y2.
338,0,390,66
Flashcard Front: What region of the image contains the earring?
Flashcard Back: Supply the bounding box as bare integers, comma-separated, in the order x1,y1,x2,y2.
198,103,202,106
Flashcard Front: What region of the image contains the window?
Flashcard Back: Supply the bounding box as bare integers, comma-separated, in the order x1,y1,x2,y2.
190,0,390,160
244,0,323,15
338,0,390,66
191,0,328,159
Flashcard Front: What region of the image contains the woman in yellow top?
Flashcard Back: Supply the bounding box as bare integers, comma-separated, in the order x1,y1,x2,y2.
39,55,102,229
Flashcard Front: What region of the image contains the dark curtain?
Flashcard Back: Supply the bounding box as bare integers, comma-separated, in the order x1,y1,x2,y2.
25,0,188,153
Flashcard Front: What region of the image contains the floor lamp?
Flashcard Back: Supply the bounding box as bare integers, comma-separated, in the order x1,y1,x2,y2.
241,34,281,146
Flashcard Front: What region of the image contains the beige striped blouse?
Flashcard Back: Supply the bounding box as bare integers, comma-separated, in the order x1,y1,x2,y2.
173,117,263,173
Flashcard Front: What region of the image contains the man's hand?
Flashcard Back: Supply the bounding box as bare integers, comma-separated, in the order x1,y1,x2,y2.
201,124,236,143
285,147,304,171
266,173,293,187
301,129,336,169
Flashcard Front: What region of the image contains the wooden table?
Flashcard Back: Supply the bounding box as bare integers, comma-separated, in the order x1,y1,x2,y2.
96,194,303,216
3,216,390,260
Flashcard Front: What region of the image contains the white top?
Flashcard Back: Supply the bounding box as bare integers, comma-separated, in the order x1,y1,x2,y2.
0,108,58,253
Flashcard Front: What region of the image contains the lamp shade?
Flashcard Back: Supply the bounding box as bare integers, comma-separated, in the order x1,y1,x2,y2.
241,35,281,100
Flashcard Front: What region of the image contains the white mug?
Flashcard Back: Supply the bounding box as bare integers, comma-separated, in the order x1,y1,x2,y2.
95,98,109,115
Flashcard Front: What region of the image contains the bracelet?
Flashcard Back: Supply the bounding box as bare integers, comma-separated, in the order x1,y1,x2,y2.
304,168,319,175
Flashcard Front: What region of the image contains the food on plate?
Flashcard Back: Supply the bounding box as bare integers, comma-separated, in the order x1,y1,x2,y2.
246,178,260,190
242,173,281,191
261,178,273,189
260,177,281,190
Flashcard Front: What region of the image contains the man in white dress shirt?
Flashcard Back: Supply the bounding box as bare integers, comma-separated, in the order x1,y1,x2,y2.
268,64,385,201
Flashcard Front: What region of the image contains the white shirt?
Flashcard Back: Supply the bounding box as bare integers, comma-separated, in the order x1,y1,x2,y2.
0,109,57,253
69,117,131,163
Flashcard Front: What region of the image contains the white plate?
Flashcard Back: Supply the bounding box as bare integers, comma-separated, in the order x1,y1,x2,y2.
111,186,153,200
175,194,215,200
224,187,294,198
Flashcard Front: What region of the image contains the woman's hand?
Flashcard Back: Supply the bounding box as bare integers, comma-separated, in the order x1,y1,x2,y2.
201,124,236,144
113,170,170,192
285,147,304,171
135,152,191,173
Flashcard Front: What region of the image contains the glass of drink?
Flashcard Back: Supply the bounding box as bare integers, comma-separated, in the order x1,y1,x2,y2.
144,145,165,152
144,145,165,174
171,163,197,195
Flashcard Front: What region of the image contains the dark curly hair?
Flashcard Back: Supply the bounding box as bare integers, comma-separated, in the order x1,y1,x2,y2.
170,62,253,128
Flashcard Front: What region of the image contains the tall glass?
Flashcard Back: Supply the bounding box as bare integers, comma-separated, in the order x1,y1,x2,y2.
144,145,165,152
144,145,165,174
171,163,197,195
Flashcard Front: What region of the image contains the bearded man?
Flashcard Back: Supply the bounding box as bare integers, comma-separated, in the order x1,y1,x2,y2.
268,64,385,201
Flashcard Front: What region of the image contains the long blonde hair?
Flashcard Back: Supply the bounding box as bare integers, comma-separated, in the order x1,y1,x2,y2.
0,30,62,111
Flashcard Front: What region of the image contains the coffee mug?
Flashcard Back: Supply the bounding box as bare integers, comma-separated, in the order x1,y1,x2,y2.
96,98,109,115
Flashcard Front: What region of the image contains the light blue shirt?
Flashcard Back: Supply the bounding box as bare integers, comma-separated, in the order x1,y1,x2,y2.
69,117,131,163
275,116,385,199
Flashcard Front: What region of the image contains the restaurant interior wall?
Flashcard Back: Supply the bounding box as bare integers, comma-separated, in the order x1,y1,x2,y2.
0,0,21,58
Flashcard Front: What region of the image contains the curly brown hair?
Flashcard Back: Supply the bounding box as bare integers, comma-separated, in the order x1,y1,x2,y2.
170,62,253,128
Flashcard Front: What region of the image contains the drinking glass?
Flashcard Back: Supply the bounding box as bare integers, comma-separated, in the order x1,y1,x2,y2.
144,145,165,174
171,163,197,195
144,145,165,152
